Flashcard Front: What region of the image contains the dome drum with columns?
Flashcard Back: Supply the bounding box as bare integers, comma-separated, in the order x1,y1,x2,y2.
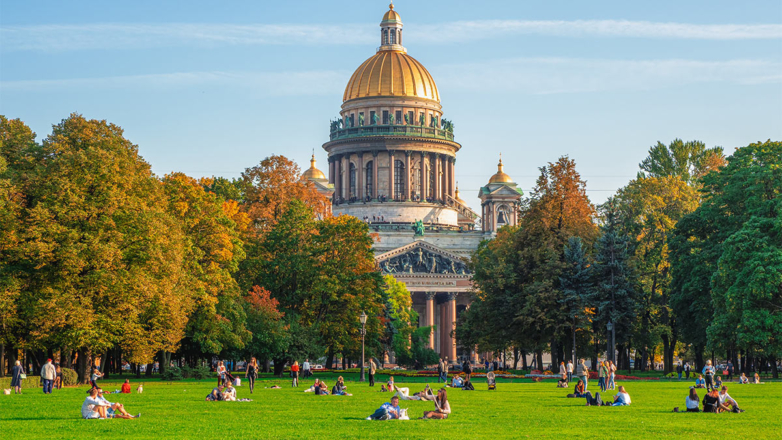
303,4,522,363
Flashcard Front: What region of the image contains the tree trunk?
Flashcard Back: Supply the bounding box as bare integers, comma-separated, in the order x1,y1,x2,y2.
273,358,285,377
326,347,334,370
661,334,671,374
513,347,519,370
77,349,89,384
0,344,4,377
535,350,543,371
695,346,705,372
770,356,778,379
145,363,153,376
550,338,559,371
521,351,528,370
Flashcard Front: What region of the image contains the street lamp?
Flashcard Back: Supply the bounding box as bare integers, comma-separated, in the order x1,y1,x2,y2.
360,311,368,382
607,321,614,363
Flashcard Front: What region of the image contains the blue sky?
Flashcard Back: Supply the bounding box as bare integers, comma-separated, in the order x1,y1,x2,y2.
2,0,780,212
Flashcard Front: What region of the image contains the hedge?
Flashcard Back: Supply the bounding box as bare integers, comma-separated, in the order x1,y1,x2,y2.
0,375,41,389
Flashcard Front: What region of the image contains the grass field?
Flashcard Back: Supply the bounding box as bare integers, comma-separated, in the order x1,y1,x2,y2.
1,374,780,439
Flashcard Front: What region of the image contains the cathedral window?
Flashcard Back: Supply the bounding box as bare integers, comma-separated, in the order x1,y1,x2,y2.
395,111,402,125
408,111,414,125
383,29,389,45
370,111,376,125
382,110,389,125
365,161,373,198
390,29,396,44
394,160,405,200
349,163,357,198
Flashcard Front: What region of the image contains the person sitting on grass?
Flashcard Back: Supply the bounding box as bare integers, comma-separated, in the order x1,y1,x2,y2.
82,388,110,419
366,395,401,420
573,379,586,397
121,379,131,394
205,386,224,401
315,381,329,395
97,388,138,419
685,387,700,412
753,373,760,384
718,386,744,413
462,378,475,391
714,375,723,389
305,379,321,393
332,376,351,396
223,383,237,401
695,375,706,388
702,389,720,413
422,388,451,419
387,376,396,391
739,373,749,384
557,378,568,388
450,375,464,388
612,386,632,406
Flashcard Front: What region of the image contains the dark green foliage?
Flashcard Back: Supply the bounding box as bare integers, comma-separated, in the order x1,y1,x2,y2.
61,368,78,386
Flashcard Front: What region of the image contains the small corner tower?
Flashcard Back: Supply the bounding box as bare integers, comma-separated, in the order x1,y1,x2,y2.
479,155,523,234
302,153,335,202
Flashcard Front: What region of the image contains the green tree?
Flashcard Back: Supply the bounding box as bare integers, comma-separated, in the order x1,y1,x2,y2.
559,236,593,364
639,138,726,184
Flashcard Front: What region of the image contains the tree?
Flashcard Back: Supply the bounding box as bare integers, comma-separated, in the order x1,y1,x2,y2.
614,175,699,372
12,114,192,381
588,200,639,371
671,141,781,377
241,286,287,372
162,173,250,365
382,275,432,368
639,139,725,184
559,236,593,364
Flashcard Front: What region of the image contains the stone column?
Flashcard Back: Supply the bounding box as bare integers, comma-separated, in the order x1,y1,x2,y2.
434,153,441,201
388,151,395,200
328,157,334,185
421,152,428,201
357,152,364,200
492,204,498,232
439,302,446,359
450,158,456,199
443,156,450,199
446,292,458,361
425,292,435,349
372,151,379,200
404,151,412,201
341,155,349,200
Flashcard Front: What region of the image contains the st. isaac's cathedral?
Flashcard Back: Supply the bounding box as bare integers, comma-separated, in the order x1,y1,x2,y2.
302,4,522,363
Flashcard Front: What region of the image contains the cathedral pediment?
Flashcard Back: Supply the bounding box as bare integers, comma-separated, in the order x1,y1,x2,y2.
376,241,471,276
480,185,523,196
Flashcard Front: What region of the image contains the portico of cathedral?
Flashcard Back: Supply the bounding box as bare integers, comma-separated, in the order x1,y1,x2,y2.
302,4,523,363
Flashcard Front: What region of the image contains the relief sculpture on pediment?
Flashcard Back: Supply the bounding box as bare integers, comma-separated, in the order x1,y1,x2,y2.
380,247,470,275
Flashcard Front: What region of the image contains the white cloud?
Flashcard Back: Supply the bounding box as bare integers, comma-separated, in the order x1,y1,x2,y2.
1,19,780,52
3,57,777,97
433,58,782,95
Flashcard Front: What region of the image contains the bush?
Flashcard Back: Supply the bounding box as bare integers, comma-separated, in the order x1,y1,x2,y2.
160,367,184,381
0,375,41,389
180,365,211,380
61,368,78,386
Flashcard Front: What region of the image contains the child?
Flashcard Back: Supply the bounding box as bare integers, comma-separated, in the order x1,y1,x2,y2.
695,375,706,388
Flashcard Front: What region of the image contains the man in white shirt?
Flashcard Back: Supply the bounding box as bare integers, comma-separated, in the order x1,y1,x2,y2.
718,386,744,412
96,388,138,419
302,359,311,378
566,360,574,383
41,359,56,394
82,388,109,419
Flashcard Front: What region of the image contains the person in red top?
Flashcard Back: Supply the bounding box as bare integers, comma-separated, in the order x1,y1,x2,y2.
121,379,132,394
291,361,300,387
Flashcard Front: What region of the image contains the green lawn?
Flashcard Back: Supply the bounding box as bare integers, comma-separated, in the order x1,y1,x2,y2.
1,374,780,439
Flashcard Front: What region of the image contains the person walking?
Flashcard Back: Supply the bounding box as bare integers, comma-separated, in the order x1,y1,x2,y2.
437,359,445,383
443,358,450,383
41,358,56,394
608,360,617,390
245,357,258,394
11,360,24,394
302,359,311,379
291,361,300,387
577,359,589,391
684,362,691,379
703,360,716,392
598,361,608,392
216,361,227,387
566,360,574,383
726,361,734,381
89,365,103,390
369,358,377,387
676,362,683,380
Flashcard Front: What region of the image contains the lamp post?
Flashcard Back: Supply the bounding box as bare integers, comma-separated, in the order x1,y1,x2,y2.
607,321,614,363
360,311,368,382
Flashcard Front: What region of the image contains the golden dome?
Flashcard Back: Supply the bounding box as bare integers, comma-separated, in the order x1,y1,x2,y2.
343,50,439,102
382,3,401,22
488,157,513,184
455,183,466,203
302,154,326,181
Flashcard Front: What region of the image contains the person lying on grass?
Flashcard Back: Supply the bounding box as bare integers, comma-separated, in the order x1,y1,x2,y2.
450,375,464,388
367,395,401,420
718,386,744,413
206,386,224,401
422,388,451,419
695,375,706,388
332,376,352,396
413,384,436,401
97,388,139,419
305,379,321,392
82,388,110,419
